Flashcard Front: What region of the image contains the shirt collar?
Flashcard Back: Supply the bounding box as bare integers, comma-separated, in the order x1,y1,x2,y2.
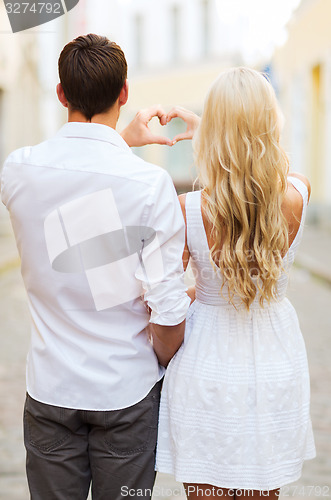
56,122,131,152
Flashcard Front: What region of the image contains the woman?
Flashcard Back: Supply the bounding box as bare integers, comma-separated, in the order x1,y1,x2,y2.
155,68,316,498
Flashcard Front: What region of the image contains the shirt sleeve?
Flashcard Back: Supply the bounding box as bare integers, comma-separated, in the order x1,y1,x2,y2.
1,149,24,207
135,169,191,326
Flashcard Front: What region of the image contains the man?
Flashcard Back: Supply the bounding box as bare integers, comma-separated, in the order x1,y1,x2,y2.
1,34,190,500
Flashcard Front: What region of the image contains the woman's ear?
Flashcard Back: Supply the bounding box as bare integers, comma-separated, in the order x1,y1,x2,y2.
119,80,129,108
56,83,69,108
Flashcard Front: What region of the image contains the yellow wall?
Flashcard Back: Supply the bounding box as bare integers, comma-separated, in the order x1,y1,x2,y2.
127,62,230,110
275,0,331,76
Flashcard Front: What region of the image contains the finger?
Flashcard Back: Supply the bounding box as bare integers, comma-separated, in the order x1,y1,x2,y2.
145,133,174,146
166,106,190,123
139,106,168,126
166,109,182,123
172,131,195,144
159,114,168,126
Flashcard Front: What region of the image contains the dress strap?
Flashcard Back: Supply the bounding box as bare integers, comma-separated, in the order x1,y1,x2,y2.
287,176,309,207
185,191,207,255
287,176,309,251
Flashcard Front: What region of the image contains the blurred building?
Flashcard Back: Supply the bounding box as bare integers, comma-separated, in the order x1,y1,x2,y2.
85,0,248,191
88,0,298,192
122,0,243,191
0,2,41,164
0,1,88,232
36,0,88,138
0,2,42,233
273,0,331,227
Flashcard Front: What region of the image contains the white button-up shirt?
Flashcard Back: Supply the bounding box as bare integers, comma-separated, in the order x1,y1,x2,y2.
1,122,190,410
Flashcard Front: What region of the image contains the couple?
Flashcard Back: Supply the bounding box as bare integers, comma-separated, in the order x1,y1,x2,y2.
1,34,315,500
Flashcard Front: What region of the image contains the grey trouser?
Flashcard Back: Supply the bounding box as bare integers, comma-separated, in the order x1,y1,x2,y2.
23,380,162,500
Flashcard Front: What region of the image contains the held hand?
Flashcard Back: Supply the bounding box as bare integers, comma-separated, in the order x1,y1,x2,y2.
121,106,173,147
166,107,200,144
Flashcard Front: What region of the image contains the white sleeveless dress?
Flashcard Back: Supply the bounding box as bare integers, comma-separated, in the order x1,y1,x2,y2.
155,177,316,490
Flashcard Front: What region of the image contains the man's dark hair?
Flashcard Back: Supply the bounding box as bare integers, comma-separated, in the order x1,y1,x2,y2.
58,34,128,121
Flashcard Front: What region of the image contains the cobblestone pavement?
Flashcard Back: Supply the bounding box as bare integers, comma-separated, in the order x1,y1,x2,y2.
0,231,330,499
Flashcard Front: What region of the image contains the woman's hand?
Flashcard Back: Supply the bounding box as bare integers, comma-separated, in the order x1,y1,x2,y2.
166,107,200,144
120,106,173,147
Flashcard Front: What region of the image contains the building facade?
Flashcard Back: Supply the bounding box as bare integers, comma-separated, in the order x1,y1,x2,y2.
83,0,248,190
273,0,331,225
0,3,42,233
87,0,298,191
0,0,87,232
0,2,41,163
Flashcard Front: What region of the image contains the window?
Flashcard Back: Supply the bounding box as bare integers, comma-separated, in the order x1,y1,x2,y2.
201,0,210,58
171,4,180,63
134,13,143,68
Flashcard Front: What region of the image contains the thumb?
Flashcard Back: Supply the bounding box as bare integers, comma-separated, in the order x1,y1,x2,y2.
172,132,194,144
146,134,174,146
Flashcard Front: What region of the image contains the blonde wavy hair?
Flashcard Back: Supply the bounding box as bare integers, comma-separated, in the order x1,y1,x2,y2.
193,67,289,309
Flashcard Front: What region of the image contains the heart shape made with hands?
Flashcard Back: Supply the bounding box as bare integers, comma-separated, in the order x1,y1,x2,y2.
133,106,200,147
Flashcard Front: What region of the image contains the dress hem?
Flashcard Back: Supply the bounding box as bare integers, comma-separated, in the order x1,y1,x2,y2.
155,452,316,491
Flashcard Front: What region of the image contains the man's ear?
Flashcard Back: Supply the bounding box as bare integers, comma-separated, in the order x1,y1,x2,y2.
56,83,69,108
118,80,129,108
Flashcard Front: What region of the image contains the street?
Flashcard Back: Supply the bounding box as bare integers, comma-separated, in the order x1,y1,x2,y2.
0,0,331,498
0,262,331,499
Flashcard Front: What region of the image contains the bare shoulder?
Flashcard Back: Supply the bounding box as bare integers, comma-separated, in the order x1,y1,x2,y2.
178,193,187,207
283,174,310,245
288,172,311,202
284,177,303,218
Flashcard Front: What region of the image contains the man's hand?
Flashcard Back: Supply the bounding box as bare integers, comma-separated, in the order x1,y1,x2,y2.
150,321,186,368
121,106,173,147
166,106,200,144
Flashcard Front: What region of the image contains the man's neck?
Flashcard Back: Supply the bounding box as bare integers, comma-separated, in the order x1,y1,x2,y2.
68,108,119,130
